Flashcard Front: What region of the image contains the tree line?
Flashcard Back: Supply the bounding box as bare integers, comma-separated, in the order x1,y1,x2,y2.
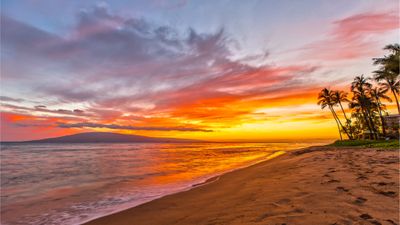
317,44,399,140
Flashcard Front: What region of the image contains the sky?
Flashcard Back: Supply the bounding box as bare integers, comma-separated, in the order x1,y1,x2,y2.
1,0,399,142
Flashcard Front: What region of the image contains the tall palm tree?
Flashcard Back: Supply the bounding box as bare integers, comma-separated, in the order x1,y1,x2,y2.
332,90,353,139
370,87,392,136
318,88,342,140
349,95,373,139
373,43,400,114
318,88,351,140
333,90,350,122
350,75,378,139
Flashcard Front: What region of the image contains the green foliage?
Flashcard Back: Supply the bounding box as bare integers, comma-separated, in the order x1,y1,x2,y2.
330,140,399,148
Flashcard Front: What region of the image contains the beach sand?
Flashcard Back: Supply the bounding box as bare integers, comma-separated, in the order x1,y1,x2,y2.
84,146,399,225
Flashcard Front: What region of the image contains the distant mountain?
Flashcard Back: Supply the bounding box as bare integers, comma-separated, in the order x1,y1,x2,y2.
14,132,204,143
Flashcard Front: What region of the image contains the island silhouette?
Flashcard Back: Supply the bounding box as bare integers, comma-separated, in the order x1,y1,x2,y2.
4,132,204,143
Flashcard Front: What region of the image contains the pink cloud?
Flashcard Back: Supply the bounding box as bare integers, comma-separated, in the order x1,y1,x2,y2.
0,112,78,141
302,11,399,60
334,11,399,40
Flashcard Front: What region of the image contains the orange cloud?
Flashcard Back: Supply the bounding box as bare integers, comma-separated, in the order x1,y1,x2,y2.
1,112,78,141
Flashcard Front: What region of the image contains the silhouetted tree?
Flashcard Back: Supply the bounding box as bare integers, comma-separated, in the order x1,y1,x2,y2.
370,87,392,136
318,44,399,140
318,88,351,140
333,90,350,122
373,44,400,114
318,88,342,140
332,90,353,139
350,75,378,139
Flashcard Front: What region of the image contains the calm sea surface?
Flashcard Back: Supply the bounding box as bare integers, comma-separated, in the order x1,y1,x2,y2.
0,142,327,225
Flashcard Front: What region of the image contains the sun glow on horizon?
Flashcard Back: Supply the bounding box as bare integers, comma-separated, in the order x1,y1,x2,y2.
1,0,399,142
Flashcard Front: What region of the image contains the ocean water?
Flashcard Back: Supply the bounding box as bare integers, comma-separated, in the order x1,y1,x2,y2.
0,142,325,225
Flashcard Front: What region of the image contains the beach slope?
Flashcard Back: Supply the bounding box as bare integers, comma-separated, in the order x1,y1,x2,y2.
84,146,399,225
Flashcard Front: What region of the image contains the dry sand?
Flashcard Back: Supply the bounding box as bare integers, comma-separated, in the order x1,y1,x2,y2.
84,146,399,225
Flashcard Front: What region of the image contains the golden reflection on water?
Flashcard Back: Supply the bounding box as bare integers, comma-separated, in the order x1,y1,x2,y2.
140,144,287,186
0,142,323,225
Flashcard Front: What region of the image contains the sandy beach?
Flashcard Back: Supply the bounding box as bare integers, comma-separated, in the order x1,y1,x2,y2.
84,146,399,225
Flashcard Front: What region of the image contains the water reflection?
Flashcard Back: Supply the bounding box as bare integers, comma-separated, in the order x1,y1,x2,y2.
0,142,325,225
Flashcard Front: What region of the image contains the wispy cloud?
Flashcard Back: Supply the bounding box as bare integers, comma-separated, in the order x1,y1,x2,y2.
57,122,213,132
301,11,399,60
0,96,24,102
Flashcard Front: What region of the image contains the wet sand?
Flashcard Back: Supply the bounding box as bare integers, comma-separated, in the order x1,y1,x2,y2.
84,146,399,225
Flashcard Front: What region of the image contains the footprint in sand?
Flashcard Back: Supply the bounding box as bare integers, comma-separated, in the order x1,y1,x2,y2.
359,213,373,220
370,220,383,225
353,197,367,205
327,179,340,184
276,198,291,205
327,167,336,173
381,158,399,164
336,186,349,193
377,170,390,176
372,181,395,186
321,175,340,185
385,219,398,225
356,174,368,180
378,191,397,197
364,169,374,174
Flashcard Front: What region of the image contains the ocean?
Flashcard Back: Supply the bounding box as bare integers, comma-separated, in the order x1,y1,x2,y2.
0,142,326,225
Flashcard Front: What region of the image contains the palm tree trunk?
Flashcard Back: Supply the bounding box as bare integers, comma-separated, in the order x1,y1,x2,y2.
339,101,350,122
361,108,373,139
359,93,376,139
366,109,378,140
329,107,342,140
338,101,353,139
331,106,351,140
379,114,386,137
361,95,378,139
376,99,387,136
391,88,400,114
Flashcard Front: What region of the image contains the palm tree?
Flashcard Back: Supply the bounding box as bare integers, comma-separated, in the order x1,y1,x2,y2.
350,111,365,138
370,87,392,136
373,44,399,75
373,44,400,114
333,90,350,121
318,88,351,140
332,90,353,139
350,75,378,139
318,88,342,140
377,77,400,114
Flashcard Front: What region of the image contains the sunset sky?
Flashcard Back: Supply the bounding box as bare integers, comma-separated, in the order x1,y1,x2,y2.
1,0,399,141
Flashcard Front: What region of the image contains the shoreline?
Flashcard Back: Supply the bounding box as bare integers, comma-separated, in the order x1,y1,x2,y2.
80,146,302,225
83,145,399,225
78,149,292,225
77,146,311,225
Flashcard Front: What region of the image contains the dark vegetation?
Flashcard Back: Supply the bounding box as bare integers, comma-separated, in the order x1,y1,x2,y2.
318,44,400,140
330,140,399,149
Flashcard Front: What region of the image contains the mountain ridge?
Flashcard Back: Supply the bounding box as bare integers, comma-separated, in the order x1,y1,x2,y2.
2,132,205,143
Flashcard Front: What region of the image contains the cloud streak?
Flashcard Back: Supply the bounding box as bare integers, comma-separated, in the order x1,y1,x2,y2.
57,122,213,132
0,96,24,102
301,11,399,60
